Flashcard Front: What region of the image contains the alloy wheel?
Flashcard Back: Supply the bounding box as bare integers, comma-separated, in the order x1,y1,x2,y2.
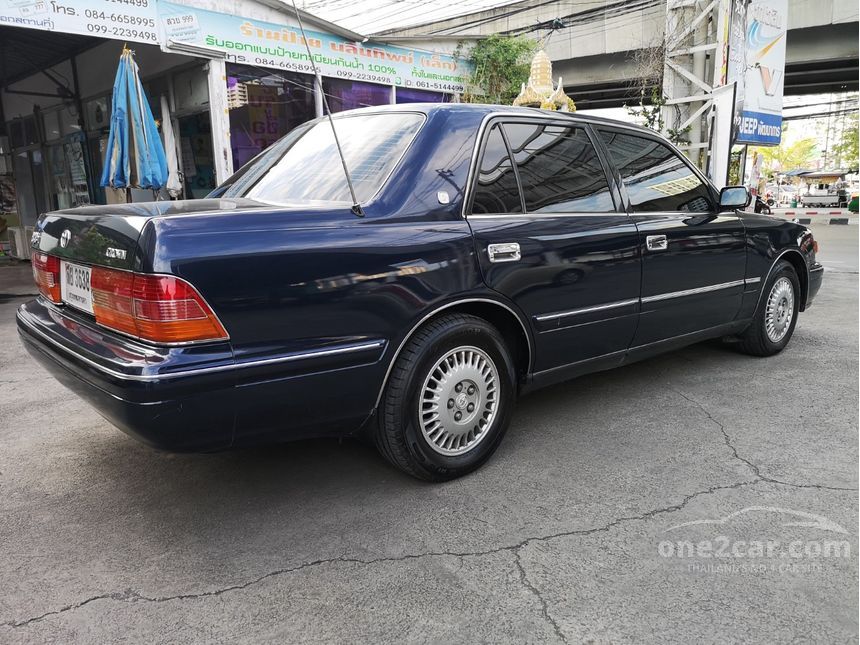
765,276,795,343
418,346,499,456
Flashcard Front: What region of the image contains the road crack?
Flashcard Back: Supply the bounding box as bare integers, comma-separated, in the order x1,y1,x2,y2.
3,479,759,629
674,388,857,493
514,549,566,643
9,470,852,629
6,394,856,630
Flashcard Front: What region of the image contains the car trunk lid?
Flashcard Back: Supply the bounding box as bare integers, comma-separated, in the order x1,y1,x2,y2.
33,198,270,271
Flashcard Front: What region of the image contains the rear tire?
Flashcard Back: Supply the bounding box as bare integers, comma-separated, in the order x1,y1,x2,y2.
375,314,516,481
738,260,800,356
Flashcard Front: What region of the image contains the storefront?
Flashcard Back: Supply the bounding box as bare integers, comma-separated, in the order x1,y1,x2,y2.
0,31,216,253
0,0,468,258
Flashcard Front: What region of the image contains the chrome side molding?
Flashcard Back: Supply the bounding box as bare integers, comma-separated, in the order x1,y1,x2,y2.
535,298,639,322
534,278,759,323
641,279,746,303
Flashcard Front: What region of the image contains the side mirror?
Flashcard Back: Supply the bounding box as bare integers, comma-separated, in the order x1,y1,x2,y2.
720,186,751,211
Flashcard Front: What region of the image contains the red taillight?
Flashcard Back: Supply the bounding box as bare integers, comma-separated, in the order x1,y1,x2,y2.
132,274,227,343
90,267,227,343
33,253,61,303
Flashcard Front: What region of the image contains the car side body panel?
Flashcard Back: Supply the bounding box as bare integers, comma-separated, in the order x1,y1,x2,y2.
470,213,641,372
736,212,822,315
16,104,823,452
629,212,748,346
135,106,504,445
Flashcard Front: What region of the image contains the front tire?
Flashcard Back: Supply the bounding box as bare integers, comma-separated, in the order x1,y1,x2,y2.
738,260,800,356
375,313,516,481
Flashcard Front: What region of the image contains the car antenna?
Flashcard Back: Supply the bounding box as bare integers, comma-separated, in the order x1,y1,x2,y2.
291,0,364,218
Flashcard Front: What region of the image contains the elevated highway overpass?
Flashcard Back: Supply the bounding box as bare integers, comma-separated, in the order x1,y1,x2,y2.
380,0,858,108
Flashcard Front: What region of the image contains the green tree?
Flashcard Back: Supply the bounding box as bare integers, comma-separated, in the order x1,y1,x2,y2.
456,35,536,105
832,120,859,169
624,88,691,145
753,135,818,176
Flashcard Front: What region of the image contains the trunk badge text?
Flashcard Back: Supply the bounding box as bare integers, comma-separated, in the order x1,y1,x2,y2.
60,230,71,248
105,247,127,260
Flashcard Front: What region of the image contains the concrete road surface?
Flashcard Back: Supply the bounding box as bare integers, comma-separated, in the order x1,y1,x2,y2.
0,224,856,644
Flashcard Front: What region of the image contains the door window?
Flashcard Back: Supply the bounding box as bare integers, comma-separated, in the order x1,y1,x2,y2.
470,124,522,214
503,123,614,213
599,130,714,213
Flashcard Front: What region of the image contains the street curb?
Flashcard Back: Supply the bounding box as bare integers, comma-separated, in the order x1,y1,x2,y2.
771,210,858,225
793,217,855,225
781,211,847,216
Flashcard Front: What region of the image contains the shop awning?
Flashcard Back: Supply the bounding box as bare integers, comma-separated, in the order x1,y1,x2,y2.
0,26,100,88
798,170,851,179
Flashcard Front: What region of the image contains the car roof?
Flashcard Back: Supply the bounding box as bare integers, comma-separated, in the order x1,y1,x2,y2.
336,102,653,133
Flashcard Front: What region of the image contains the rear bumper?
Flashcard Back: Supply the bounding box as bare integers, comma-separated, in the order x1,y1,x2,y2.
17,299,388,451
17,299,237,451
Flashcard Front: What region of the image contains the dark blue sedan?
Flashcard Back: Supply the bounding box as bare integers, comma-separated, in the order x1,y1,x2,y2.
17,103,823,480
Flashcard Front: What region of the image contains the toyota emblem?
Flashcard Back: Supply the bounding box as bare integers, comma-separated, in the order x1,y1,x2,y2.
60,229,71,248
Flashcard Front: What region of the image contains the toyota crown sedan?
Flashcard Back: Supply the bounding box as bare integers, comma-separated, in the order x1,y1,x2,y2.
17,104,823,481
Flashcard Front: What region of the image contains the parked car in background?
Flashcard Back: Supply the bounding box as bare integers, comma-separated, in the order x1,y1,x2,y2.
18,104,823,480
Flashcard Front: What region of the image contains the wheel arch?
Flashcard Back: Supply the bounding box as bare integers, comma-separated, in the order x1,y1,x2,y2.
755,248,809,315
373,297,533,410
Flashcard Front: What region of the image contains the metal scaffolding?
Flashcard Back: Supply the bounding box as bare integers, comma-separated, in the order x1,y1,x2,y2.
661,0,731,169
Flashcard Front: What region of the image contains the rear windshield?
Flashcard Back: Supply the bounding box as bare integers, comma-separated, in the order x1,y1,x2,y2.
219,113,424,204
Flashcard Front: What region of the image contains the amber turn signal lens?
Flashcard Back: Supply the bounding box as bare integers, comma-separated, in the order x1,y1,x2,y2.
91,267,137,337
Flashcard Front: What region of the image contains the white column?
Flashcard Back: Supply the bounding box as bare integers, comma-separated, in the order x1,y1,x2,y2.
314,74,324,118
690,17,708,167
390,85,396,104
708,84,736,188
206,58,233,184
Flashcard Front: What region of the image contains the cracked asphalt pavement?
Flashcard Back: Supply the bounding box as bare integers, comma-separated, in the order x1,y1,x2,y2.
1,225,857,643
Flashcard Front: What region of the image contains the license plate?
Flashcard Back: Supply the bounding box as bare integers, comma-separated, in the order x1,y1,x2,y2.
60,261,93,314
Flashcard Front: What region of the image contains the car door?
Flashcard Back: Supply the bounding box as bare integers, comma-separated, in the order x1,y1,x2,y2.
466,118,641,374
595,127,747,347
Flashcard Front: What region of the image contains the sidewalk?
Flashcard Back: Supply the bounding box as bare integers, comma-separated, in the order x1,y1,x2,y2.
0,261,38,297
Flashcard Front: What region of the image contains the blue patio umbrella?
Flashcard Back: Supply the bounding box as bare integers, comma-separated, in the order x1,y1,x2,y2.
101,47,168,191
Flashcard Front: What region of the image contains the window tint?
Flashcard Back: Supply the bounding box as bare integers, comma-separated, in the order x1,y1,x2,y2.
503,123,614,213
471,125,522,214
224,113,423,204
599,131,714,212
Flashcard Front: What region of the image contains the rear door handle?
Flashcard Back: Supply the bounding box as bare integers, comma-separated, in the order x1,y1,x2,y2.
487,242,521,263
646,235,668,251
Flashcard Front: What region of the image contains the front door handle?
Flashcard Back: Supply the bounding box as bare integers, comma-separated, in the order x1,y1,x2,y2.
487,242,521,263
646,235,668,251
